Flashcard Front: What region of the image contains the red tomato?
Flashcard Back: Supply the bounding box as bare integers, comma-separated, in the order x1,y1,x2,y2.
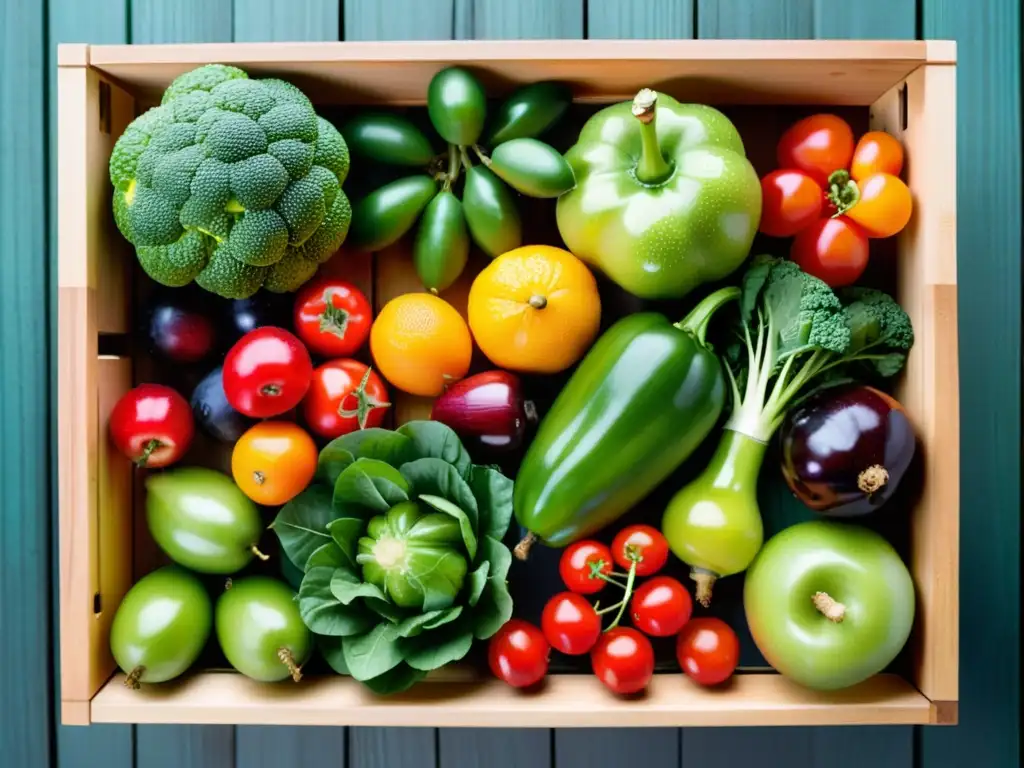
758,170,824,237
676,617,740,686
293,278,373,358
542,592,602,655
611,524,669,577
223,327,313,418
629,576,693,637
845,173,913,238
488,619,550,688
109,383,194,468
591,627,655,695
777,114,855,187
303,360,390,439
790,216,870,287
559,540,614,595
850,131,904,179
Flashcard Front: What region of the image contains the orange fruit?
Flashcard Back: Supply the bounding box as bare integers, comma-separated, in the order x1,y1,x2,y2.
370,292,473,396
231,421,317,506
467,245,601,374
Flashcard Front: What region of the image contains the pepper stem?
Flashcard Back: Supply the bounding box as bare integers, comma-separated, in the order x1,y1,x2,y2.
632,89,673,185
813,591,847,623
514,531,537,561
675,286,742,345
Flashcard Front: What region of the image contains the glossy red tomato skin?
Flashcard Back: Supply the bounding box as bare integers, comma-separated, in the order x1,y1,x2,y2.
302,359,390,439
790,216,870,288
758,170,824,237
488,620,550,688
541,592,602,655
591,627,655,695
676,617,740,686
777,114,855,187
293,278,373,358
559,540,614,595
611,525,670,577
109,384,194,468
223,327,313,419
629,576,693,637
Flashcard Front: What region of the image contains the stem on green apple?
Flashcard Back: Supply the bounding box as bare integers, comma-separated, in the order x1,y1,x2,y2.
813,591,846,623
691,568,717,608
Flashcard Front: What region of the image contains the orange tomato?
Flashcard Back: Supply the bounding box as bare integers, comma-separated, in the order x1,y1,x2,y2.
370,292,473,397
845,173,913,238
467,245,601,374
850,131,904,180
231,421,318,506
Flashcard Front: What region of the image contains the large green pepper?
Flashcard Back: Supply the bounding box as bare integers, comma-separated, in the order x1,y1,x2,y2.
513,286,739,552
555,89,761,300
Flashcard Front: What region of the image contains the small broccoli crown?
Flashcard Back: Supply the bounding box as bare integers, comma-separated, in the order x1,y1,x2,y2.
110,64,349,298
839,286,915,377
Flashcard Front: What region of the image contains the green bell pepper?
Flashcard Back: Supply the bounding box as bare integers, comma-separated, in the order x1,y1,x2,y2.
512,286,739,552
555,89,762,300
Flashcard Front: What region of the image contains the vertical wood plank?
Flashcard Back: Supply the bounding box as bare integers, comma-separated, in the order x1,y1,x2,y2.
587,0,694,39
813,727,913,768
129,1,235,762
920,1,1021,765
235,727,346,768
439,729,551,767
464,0,584,38
1,4,51,768
812,0,915,38
697,0,813,39
349,728,435,768
557,729,679,768
233,0,340,41
683,728,812,768
344,0,455,41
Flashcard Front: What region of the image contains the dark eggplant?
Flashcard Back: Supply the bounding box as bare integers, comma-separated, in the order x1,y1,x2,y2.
145,291,217,364
222,291,293,347
429,370,536,453
779,384,915,517
190,367,255,443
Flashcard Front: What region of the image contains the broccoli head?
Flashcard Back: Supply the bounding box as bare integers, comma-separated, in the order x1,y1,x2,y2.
109,64,351,299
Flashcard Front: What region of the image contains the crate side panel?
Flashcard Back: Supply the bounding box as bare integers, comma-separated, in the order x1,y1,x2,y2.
922,0,1020,763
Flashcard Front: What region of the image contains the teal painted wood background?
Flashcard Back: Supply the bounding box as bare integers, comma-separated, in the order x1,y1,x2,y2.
0,0,1018,765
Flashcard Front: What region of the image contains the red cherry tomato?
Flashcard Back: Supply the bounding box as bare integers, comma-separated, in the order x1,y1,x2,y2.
488,619,550,688
676,617,740,686
790,216,870,287
591,627,655,695
845,173,913,238
293,278,373,358
758,170,824,237
629,576,693,637
559,540,614,595
223,327,313,418
850,131,904,179
302,359,390,439
109,383,194,468
541,592,602,656
611,524,669,577
777,114,855,187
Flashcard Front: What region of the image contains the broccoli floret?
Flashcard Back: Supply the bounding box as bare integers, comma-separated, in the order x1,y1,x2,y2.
109,64,351,298
724,255,913,442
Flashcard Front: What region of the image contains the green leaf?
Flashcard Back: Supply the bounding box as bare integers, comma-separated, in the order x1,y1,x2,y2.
480,535,512,582
306,541,345,570
419,494,477,561
466,562,489,607
318,428,412,485
317,635,350,675
396,420,472,477
331,567,388,605
280,551,305,591
343,623,405,682
400,457,479,533
334,458,410,515
365,597,405,624
326,517,363,568
401,618,475,672
472,578,513,640
468,465,515,542
361,663,427,695
298,567,375,637
271,485,337,570
395,605,463,638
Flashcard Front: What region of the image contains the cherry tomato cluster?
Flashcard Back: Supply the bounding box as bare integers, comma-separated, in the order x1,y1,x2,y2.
109,279,391,508
760,114,912,288
487,525,740,694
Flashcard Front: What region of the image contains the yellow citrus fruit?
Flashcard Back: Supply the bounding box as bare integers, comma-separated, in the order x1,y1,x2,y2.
467,244,601,374
370,292,473,397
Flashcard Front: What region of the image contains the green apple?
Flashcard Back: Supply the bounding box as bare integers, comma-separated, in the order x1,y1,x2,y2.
743,519,915,691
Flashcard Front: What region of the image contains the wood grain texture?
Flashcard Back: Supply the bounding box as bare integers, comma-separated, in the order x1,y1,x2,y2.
235,726,346,768
587,0,694,39
920,0,1021,763
698,0,813,38
349,728,435,768
557,729,679,768
135,725,235,768
233,0,340,42
813,0,915,38
344,0,455,40
438,728,551,767
1,2,51,766
464,0,584,38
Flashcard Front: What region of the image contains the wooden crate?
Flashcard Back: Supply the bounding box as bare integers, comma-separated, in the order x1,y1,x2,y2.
57,39,958,728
